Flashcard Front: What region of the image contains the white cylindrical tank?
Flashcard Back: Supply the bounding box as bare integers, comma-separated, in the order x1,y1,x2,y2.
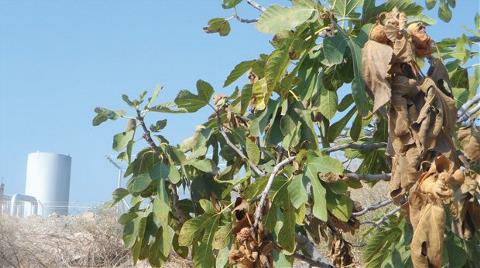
25,152,71,216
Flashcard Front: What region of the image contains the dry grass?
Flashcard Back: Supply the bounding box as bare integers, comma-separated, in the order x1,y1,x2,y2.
0,208,130,267
0,182,392,268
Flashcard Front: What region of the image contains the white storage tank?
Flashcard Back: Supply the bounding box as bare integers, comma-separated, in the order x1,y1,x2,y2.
25,152,71,216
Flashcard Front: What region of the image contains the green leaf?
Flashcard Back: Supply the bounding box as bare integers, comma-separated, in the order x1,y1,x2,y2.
178,215,207,246
222,0,242,9
146,86,162,108
204,18,231,36
450,66,469,89
323,33,348,66
287,174,308,209
240,84,253,114
266,48,290,92
305,164,327,221
475,13,480,30
328,106,356,143
318,86,338,120
187,159,215,173
149,119,167,132
245,138,261,165
199,199,216,214
329,0,363,18
438,0,452,22
338,94,353,112
224,60,255,87
111,188,129,207
273,249,294,267
193,216,220,268
148,224,174,265
327,192,353,222
350,112,362,141
153,178,170,222
149,102,189,113
425,0,436,9
174,80,214,112
256,4,317,34
128,173,152,193
213,224,232,250
215,247,230,268
409,14,436,25
113,130,135,152
278,199,296,254
337,28,370,116
92,107,125,126
309,155,345,174
150,163,181,184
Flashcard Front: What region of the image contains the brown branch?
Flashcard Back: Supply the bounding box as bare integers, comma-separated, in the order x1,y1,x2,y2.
325,142,387,153
352,199,392,216
344,172,391,181
293,253,334,268
253,156,296,229
246,0,266,12
214,110,266,177
135,110,186,223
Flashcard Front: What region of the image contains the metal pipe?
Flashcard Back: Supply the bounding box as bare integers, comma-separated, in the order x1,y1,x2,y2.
10,194,39,217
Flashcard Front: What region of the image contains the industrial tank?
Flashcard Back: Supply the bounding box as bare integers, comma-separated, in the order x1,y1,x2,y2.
25,152,71,216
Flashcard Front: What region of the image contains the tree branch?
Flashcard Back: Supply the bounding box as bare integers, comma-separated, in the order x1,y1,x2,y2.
253,156,296,229
325,142,387,153
293,253,334,268
344,172,391,181
361,206,401,227
457,94,480,123
352,199,392,216
229,13,258,23
214,110,266,177
246,0,266,12
136,110,186,223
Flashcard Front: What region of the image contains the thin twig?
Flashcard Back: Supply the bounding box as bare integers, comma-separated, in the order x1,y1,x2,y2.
344,172,391,181
353,199,392,216
253,156,296,229
230,14,258,23
325,142,387,153
213,109,266,177
135,110,186,223
293,253,334,268
361,206,401,227
246,0,266,12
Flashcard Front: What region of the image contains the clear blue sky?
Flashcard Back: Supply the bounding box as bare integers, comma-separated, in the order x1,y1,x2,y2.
0,1,478,206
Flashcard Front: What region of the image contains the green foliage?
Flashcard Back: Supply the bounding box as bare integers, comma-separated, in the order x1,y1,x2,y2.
94,1,480,267
256,4,317,34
